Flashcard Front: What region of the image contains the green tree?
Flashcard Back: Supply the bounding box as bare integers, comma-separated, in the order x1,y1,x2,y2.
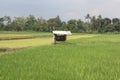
112,18,119,24
3,16,11,24
91,16,97,32
47,16,62,31
9,17,27,31
25,15,36,30
33,18,47,32
3,16,12,31
98,18,111,33
112,18,120,32
67,19,77,32
105,24,115,32
0,17,4,30
60,22,68,30
77,19,85,32
90,15,104,33
85,14,91,32
85,14,91,23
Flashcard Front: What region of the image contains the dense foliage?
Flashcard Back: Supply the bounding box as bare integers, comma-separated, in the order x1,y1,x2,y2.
0,14,120,33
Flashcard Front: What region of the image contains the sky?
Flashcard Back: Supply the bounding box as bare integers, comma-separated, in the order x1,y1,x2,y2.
0,0,120,21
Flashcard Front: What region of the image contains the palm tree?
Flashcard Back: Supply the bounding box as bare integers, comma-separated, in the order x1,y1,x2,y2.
85,14,92,32
85,14,91,23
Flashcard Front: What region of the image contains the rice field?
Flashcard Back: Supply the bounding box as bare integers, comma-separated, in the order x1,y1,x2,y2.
0,32,95,48
0,31,51,40
0,32,120,80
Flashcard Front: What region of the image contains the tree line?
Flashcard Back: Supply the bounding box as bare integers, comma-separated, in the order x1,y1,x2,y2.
0,14,120,33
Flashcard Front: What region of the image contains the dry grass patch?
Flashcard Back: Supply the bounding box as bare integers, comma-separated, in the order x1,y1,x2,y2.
0,34,96,49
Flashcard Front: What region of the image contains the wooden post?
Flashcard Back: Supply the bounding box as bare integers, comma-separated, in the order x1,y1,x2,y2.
53,34,56,44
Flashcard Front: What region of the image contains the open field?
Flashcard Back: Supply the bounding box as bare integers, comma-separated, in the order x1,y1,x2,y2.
0,32,95,48
0,31,52,40
0,32,120,80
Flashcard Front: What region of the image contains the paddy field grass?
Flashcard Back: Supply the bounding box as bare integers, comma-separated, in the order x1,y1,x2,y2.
0,32,95,48
0,32,120,80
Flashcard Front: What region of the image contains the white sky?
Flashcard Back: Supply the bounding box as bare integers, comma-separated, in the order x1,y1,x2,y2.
0,0,120,21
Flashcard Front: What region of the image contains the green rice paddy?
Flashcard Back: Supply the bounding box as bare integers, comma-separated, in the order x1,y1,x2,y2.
0,32,120,80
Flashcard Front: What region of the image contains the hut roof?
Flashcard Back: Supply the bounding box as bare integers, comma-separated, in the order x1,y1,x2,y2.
52,31,72,35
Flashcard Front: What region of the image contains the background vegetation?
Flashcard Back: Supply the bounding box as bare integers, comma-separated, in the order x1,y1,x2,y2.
0,14,120,33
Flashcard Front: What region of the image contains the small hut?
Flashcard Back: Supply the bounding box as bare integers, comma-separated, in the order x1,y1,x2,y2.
52,31,71,44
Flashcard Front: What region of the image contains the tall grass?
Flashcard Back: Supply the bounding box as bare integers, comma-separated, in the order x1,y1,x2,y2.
0,34,120,80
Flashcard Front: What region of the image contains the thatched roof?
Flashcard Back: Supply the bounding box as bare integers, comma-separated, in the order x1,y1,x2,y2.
52,31,72,35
